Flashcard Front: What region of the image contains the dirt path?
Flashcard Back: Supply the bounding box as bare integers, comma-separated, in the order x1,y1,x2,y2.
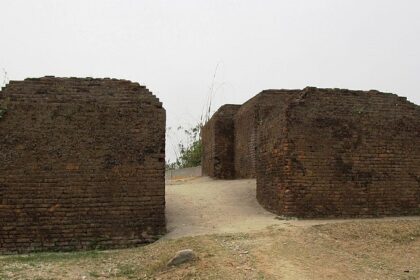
165,176,420,239
165,177,285,238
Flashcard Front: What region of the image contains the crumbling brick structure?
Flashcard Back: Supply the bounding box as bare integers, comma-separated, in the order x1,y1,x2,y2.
234,90,300,178
257,87,420,217
202,87,420,218
201,104,240,179
0,76,166,253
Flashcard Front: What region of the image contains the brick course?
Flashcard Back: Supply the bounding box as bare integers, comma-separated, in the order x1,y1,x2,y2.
202,87,420,218
257,87,420,217
0,77,166,253
234,90,299,178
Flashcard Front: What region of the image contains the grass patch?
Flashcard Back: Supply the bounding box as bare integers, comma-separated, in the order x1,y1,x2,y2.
1,222,419,280
115,264,136,278
310,220,420,243
1,250,103,264
88,271,100,278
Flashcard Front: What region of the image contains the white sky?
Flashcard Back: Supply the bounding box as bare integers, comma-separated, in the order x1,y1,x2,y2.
1,0,419,162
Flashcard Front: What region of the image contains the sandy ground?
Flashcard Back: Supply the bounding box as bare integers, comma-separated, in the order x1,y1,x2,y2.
165,177,283,238
165,176,420,239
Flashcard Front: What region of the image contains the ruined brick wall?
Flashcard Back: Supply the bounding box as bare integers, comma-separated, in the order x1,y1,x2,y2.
0,77,166,253
257,87,420,218
234,90,299,179
201,105,240,179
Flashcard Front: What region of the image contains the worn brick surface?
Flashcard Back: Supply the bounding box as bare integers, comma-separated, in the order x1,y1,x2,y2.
234,90,299,178
202,87,420,218
201,105,240,179
257,87,420,218
0,77,166,254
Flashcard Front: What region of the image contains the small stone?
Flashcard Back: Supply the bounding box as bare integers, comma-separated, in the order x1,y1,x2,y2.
167,249,197,266
243,266,253,270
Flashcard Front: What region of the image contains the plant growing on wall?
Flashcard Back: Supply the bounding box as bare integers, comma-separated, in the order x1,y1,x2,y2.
0,97,10,120
1,68,8,88
0,67,9,119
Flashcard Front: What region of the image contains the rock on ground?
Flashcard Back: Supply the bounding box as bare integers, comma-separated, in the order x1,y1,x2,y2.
167,249,197,266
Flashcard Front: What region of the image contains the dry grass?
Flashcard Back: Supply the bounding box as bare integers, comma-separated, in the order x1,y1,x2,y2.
0,220,419,280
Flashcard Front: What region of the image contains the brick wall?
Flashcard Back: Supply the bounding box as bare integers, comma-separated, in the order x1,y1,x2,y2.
257,87,420,218
201,105,240,179
234,90,299,178
0,77,166,253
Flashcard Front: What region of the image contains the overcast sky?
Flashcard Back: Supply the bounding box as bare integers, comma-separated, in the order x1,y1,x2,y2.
1,0,419,161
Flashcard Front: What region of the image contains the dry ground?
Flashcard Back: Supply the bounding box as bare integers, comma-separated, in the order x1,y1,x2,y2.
1,177,419,280
165,177,285,238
